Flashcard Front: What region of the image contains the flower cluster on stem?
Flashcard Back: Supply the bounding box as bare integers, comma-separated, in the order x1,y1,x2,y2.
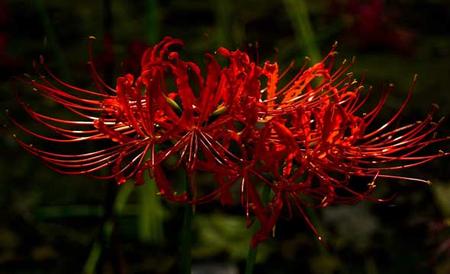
12,37,449,246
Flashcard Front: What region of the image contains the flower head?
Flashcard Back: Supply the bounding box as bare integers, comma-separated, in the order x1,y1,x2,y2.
12,37,449,246
243,48,449,245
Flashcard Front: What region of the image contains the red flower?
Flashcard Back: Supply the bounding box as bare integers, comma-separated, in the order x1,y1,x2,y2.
12,37,262,203
245,48,449,246
12,37,448,247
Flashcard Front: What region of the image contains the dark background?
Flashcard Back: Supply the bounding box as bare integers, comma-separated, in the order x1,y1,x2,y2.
0,0,449,273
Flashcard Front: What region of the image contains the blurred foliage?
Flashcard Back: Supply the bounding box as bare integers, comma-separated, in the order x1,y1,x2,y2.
0,0,449,273
433,182,450,218
193,213,272,261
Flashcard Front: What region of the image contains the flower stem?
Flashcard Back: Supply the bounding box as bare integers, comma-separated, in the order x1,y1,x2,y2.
283,0,321,63
83,182,133,274
215,0,232,47
146,0,159,44
180,202,193,274
244,184,272,274
245,246,257,274
180,173,194,274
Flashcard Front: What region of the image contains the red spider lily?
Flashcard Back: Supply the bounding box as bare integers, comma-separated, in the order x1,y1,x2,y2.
11,36,262,203
243,48,449,246
12,37,448,247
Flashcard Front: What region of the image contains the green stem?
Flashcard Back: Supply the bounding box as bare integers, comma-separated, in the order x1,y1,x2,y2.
82,183,133,274
137,0,165,245
283,0,329,255
146,0,159,44
244,184,272,274
180,202,193,274
180,173,194,274
283,0,321,63
245,246,257,274
214,0,232,47
138,179,165,244
83,241,102,274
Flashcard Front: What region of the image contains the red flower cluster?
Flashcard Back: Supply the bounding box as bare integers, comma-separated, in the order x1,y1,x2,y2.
13,37,448,246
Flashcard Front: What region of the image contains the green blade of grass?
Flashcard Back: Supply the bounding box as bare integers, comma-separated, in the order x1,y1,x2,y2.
283,0,321,63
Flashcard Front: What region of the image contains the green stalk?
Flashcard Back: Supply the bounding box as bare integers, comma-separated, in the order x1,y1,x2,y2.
138,176,166,244
83,241,102,274
282,0,330,254
136,0,166,246
244,184,272,274
83,183,133,274
283,0,321,63
180,173,194,274
214,0,232,47
245,246,258,274
180,202,193,274
146,0,159,44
